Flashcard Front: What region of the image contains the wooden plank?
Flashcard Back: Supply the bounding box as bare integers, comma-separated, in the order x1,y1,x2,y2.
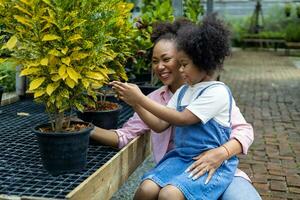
66,133,151,200
1,92,19,106
286,42,300,48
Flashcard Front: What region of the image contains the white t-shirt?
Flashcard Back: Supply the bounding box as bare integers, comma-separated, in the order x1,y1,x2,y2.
167,81,235,127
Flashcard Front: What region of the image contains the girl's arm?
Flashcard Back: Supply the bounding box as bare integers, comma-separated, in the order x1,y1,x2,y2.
133,104,170,133
112,81,200,127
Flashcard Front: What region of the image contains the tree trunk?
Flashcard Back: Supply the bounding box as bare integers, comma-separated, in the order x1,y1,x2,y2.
55,112,64,131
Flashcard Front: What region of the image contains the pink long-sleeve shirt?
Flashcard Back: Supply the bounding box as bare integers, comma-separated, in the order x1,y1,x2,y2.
115,86,253,180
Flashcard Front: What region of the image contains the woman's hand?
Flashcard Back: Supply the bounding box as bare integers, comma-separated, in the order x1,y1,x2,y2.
110,81,144,106
186,146,228,183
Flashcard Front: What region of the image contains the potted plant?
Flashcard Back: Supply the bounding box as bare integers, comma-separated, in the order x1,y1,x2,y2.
77,86,122,129
285,3,292,17
0,0,135,175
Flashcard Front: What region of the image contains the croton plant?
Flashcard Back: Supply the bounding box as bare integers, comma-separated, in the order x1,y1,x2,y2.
0,0,136,131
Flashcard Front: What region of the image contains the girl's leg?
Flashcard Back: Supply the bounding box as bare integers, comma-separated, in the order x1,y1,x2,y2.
220,177,262,200
134,179,161,200
158,185,185,200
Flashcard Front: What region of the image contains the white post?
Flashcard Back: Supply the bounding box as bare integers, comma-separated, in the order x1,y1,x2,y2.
172,0,183,17
206,0,213,14
15,65,26,99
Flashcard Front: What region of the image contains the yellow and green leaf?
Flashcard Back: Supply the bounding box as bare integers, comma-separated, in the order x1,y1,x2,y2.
40,58,48,66
34,89,46,98
61,57,71,66
68,34,82,42
48,49,62,57
13,15,32,28
65,77,75,88
58,64,66,77
42,34,62,41
29,77,46,90
71,52,89,60
46,82,60,95
14,4,32,16
51,74,61,82
4,35,18,50
85,71,105,80
20,68,40,76
66,67,80,83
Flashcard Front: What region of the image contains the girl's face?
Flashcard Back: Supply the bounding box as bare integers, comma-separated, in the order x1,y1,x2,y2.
152,40,184,93
177,50,210,85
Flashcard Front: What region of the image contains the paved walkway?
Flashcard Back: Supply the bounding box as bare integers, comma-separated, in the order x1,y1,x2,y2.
112,50,300,200
224,50,300,200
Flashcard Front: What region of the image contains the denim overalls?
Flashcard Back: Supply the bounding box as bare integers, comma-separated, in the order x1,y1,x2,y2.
143,83,239,200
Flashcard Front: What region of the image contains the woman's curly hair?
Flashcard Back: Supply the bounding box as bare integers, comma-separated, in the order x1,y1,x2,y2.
151,18,193,44
176,14,231,75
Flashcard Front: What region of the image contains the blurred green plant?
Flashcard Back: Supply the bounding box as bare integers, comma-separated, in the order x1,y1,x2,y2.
183,0,204,23
130,0,204,85
285,3,292,17
225,5,300,46
296,5,300,18
128,0,174,84
285,23,300,42
0,58,16,92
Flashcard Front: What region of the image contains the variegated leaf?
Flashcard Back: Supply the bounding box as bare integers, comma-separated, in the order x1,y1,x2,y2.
29,77,46,90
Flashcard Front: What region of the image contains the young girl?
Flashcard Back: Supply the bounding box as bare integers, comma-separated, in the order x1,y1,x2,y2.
112,15,243,200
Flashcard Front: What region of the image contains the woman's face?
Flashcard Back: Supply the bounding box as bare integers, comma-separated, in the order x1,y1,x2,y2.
152,39,184,93
177,50,210,85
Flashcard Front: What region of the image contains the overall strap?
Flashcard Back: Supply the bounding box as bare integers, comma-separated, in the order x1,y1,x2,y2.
195,83,233,124
176,85,189,106
224,85,233,124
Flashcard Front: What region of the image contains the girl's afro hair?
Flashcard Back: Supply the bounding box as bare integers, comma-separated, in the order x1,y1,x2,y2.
176,14,231,75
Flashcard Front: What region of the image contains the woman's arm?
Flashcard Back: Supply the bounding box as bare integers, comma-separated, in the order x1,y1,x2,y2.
90,127,119,147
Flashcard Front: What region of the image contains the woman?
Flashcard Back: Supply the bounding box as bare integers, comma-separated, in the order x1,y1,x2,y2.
91,19,261,200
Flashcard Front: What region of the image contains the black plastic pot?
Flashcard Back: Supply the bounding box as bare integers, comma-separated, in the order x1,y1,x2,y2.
134,73,151,83
77,103,122,129
137,84,160,96
33,122,94,176
0,86,3,105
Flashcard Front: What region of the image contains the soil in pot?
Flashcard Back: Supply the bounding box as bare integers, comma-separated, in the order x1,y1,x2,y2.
33,122,94,176
77,101,122,129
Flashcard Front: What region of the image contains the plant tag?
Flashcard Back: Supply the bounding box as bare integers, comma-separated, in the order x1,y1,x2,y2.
17,112,30,116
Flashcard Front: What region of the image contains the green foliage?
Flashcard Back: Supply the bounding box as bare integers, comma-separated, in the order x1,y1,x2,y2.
285,3,292,16
225,5,300,46
131,0,204,83
129,0,174,77
285,23,300,42
0,58,16,92
0,0,136,130
297,5,300,17
224,15,251,46
183,0,204,23
244,32,285,40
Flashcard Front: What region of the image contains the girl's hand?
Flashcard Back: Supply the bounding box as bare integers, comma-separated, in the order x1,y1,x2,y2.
185,146,228,183
110,81,144,106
